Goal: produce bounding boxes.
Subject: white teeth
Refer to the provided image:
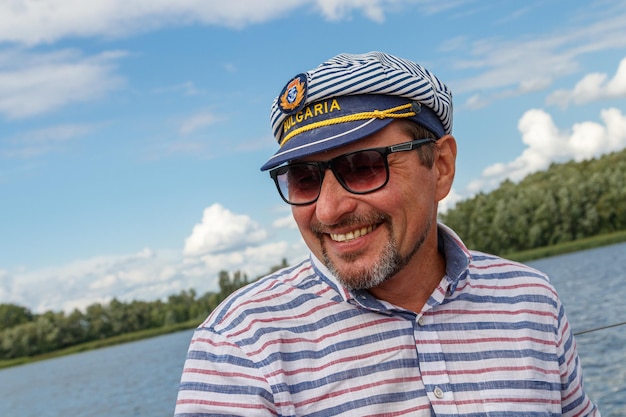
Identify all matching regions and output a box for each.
[330,226,374,242]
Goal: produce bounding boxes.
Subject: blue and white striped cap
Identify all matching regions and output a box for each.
[260,51,453,171]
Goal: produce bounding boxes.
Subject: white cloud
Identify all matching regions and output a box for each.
[141,136,219,161]
[3,1,624,116]
[179,111,218,135]
[4,248,174,313]
[463,76,553,110]
[2,123,98,158]
[547,57,626,107]
[518,77,553,94]
[273,214,297,229]
[154,81,202,96]
[0,48,125,119]
[453,11,626,107]
[143,110,224,159]
[0,269,10,301]
[1,1,624,116]
[221,63,238,73]
[314,0,388,22]
[0,0,413,46]
[467,107,626,194]
[0,205,301,313]
[184,241,292,281]
[464,93,488,110]
[439,188,463,213]
[183,203,268,256]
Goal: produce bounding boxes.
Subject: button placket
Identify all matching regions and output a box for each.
[414,311,459,414]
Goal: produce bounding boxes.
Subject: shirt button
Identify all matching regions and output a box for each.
[417,316,425,326]
[433,386,444,399]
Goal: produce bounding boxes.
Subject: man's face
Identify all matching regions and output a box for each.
[291,121,454,290]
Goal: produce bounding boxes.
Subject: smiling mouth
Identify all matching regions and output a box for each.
[330,225,375,242]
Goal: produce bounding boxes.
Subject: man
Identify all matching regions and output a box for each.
[174,52,600,416]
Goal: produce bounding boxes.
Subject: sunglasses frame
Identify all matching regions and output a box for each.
[269,138,436,205]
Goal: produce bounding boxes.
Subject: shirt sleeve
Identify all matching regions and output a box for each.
[556,302,601,416]
[174,327,277,416]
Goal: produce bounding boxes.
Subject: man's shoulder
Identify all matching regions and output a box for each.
[199,258,335,334]
[466,250,554,289]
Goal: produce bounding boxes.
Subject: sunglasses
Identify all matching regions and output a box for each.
[269,138,436,205]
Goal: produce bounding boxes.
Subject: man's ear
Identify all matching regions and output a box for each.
[435,135,457,202]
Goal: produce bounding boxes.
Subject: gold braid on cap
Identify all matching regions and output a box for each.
[279,103,415,148]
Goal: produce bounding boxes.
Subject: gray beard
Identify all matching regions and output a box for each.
[320,216,432,291]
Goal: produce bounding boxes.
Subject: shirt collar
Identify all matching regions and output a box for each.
[309,253,353,302]
[437,223,472,295]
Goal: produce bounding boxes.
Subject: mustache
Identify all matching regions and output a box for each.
[310,211,390,235]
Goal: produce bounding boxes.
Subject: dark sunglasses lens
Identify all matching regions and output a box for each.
[276,164,322,204]
[334,150,387,192]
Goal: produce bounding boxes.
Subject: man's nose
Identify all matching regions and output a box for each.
[314,169,357,225]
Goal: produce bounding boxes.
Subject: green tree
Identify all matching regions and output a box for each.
[85,302,113,339]
[0,303,33,331]
[441,148,626,255]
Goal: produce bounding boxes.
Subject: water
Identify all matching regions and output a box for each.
[0,328,193,417]
[527,242,626,415]
[0,242,624,416]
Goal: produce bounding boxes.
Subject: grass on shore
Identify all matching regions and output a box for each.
[0,320,199,370]
[502,229,626,262]
[2,230,625,370]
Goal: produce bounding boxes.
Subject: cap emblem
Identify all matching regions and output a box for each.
[278,74,307,114]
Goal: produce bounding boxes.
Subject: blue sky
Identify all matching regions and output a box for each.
[1,0,625,313]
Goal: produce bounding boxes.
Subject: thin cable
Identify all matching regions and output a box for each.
[574,320,626,336]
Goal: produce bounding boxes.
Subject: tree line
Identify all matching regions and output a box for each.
[2,148,625,360]
[440,148,626,255]
[0,260,287,360]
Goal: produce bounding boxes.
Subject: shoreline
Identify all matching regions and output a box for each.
[2,230,626,371]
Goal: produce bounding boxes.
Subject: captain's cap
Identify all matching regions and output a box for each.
[261,51,453,171]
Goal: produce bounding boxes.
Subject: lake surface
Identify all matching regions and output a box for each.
[1,242,625,416]
[527,242,626,415]
[0,327,193,417]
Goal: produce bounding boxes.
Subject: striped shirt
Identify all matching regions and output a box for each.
[174,224,600,416]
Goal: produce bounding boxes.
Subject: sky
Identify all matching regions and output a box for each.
[1,0,626,314]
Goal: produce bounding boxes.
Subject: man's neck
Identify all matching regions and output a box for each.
[368,236,446,313]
